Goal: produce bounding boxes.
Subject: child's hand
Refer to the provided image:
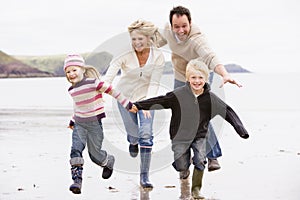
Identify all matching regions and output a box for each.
[68,125,74,130]
[240,132,249,139]
[68,120,75,130]
[129,104,138,113]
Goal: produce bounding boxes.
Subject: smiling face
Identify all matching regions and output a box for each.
[188,71,206,95]
[171,14,191,41]
[65,65,85,85]
[130,30,150,52]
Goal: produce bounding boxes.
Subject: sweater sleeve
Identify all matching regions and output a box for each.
[193,31,221,71]
[211,93,249,139]
[146,51,165,98]
[96,80,132,109]
[103,56,123,84]
[135,92,175,110]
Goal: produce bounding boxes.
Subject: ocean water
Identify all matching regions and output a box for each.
[0,73,299,110]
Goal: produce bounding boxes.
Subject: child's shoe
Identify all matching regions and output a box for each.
[129,144,139,157]
[102,155,115,179]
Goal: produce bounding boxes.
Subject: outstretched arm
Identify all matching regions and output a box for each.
[214,64,242,88]
[224,106,249,139]
[211,93,249,139]
[135,92,175,111]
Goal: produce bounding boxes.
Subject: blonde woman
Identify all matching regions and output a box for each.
[104,19,165,189]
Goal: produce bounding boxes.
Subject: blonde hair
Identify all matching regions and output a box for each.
[83,65,101,79]
[186,59,209,82]
[66,65,101,83]
[128,19,167,48]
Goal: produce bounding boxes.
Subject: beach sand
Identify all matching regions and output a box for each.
[1,73,300,199]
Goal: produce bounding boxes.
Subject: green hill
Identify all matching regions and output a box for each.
[0,51,53,78]
[16,52,113,76]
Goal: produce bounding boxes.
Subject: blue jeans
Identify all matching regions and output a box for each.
[171,138,207,171]
[118,102,154,147]
[70,120,108,166]
[174,73,222,159]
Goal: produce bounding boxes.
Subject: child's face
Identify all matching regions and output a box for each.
[188,71,206,94]
[65,66,85,84]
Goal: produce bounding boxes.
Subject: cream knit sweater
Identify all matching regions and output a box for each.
[163,23,221,82]
[104,46,165,102]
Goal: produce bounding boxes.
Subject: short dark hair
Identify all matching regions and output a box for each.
[169,6,191,26]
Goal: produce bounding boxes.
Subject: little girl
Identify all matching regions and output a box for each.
[63,54,133,194]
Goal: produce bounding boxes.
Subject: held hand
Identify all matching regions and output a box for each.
[68,125,74,130]
[129,104,138,113]
[142,110,152,119]
[220,75,242,88]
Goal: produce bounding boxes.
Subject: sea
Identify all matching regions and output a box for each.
[0,73,299,111]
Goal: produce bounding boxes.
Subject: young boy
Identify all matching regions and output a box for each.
[131,59,249,199]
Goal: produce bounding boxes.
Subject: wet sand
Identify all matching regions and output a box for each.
[1,73,300,199]
[1,107,300,200]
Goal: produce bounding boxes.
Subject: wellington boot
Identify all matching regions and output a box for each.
[191,167,205,199]
[140,147,153,189]
[69,166,83,194]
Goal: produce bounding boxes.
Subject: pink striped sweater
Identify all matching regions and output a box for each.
[68,78,132,122]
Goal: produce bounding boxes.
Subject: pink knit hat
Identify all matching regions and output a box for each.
[63,54,85,70]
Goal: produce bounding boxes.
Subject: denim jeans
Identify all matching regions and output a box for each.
[171,138,207,171]
[117,102,154,147]
[70,120,108,166]
[174,72,222,159]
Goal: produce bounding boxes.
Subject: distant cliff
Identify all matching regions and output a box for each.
[0,51,53,78]
[162,62,251,74]
[16,52,113,77]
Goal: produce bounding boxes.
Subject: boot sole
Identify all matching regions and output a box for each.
[70,186,81,194]
[140,185,153,191]
[208,166,221,172]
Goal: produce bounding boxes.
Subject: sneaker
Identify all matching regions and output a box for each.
[102,155,115,179]
[208,158,221,172]
[129,144,139,157]
[179,169,190,179]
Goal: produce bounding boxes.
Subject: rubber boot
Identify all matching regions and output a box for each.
[69,165,83,194]
[191,167,205,199]
[140,147,153,189]
[179,176,191,199]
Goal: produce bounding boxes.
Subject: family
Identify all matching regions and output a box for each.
[63,5,249,199]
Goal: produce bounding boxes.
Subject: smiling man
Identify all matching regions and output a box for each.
[162,5,243,174]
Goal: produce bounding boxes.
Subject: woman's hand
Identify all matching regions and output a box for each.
[142,110,152,118]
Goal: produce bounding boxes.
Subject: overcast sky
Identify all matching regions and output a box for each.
[1,0,300,73]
